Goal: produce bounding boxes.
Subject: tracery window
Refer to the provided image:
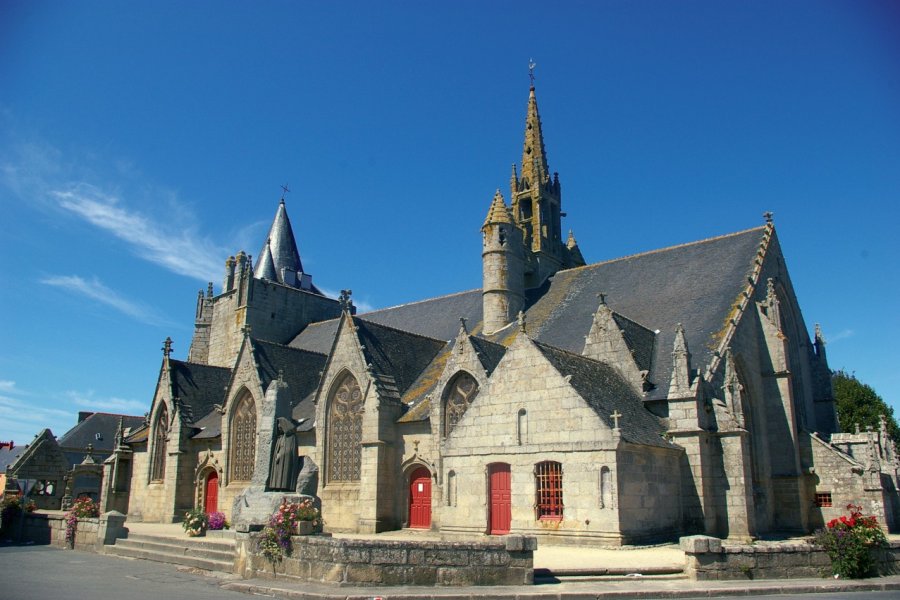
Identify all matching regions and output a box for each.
[150,406,168,481]
[535,461,563,520]
[328,372,363,482]
[229,393,257,482]
[443,372,479,437]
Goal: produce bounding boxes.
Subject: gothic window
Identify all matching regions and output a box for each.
[443,372,479,437]
[229,393,257,482]
[328,372,363,482]
[150,405,168,481]
[535,461,563,520]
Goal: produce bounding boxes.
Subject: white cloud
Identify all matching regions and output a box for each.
[52,183,223,283]
[64,389,147,414]
[41,274,175,327]
[0,394,75,443]
[826,328,855,344]
[0,380,17,393]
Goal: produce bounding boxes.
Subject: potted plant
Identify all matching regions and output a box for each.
[182,506,208,537]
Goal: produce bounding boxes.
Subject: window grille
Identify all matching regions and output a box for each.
[328,373,363,482]
[535,461,563,520]
[150,406,168,481]
[229,394,257,481]
[444,372,478,437]
[815,492,833,508]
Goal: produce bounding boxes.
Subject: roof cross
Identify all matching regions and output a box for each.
[763,211,773,224]
[597,292,607,305]
[280,183,291,202]
[610,410,622,431]
[528,58,537,88]
[162,337,173,357]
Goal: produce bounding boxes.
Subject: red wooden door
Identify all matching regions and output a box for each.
[488,463,511,534]
[408,467,431,528]
[204,471,218,513]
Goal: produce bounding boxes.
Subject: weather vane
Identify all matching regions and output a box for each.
[528,58,537,88]
[280,183,291,202]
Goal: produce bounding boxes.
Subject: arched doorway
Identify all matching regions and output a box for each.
[204,470,219,513]
[488,463,511,534]
[408,467,431,529]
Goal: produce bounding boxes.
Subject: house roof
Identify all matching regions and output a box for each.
[0,444,26,473]
[58,412,144,453]
[533,341,675,449]
[169,359,232,426]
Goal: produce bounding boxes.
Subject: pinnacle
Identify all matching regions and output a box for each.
[483,189,513,226]
[520,85,549,187]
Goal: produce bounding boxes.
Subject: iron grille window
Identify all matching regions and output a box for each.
[229,394,257,481]
[444,372,478,437]
[150,406,168,481]
[328,373,363,482]
[815,492,833,508]
[535,461,563,520]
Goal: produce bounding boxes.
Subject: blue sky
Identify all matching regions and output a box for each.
[1,1,898,443]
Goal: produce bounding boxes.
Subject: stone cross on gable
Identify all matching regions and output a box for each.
[162,337,173,357]
[597,292,607,305]
[763,211,774,224]
[610,410,622,431]
[241,324,252,338]
[339,289,353,311]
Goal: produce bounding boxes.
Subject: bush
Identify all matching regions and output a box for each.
[1,496,23,534]
[815,504,887,578]
[207,511,229,530]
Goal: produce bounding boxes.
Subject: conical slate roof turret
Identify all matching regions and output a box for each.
[255,200,304,285]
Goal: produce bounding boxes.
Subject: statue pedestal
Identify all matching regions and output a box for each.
[231,490,315,533]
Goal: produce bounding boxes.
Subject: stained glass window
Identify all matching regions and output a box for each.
[150,406,168,481]
[444,372,479,437]
[328,373,363,482]
[229,394,257,482]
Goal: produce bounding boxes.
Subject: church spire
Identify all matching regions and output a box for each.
[519,87,550,189]
[255,198,311,289]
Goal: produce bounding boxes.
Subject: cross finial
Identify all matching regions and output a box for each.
[597,292,607,305]
[459,316,468,332]
[280,183,290,203]
[339,289,353,311]
[528,58,537,88]
[611,410,622,431]
[763,211,773,224]
[241,324,252,338]
[162,337,173,357]
[278,368,284,383]
[86,443,93,459]
[517,310,527,333]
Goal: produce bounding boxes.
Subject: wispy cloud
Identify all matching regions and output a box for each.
[0,394,75,442]
[0,380,17,393]
[52,183,223,283]
[826,328,855,344]
[64,389,147,414]
[41,274,175,327]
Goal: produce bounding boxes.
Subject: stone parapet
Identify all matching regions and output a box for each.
[236,533,535,586]
[682,536,900,580]
[13,510,127,552]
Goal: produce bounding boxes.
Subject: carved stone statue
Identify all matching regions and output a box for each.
[268,417,298,491]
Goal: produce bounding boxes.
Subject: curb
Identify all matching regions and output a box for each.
[220,578,900,600]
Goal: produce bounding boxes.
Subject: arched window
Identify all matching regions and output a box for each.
[328,372,363,482]
[150,405,168,481]
[535,461,563,520]
[443,372,479,437]
[229,393,257,482]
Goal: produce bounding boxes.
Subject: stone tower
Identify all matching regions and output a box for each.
[482,190,525,334]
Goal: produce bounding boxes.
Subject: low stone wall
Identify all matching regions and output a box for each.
[7,510,126,552]
[682,535,900,580]
[236,533,536,586]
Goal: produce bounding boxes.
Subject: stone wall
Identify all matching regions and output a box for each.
[682,535,900,580]
[235,532,535,586]
[11,510,126,552]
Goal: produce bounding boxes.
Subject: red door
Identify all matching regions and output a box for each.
[488,463,511,534]
[408,467,431,529]
[204,471,218,513]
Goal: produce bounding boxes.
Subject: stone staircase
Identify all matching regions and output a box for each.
[104,531,236,574]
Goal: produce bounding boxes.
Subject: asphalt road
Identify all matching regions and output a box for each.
[0,544,253,600]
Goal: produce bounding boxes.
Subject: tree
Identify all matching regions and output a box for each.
[832,370,900,444]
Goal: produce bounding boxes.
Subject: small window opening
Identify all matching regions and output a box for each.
[815,492,833,508]
[536,461,563,520]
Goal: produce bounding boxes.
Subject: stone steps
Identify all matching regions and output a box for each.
[104,532,236,574]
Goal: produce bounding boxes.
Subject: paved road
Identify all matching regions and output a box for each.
[0,544,252,600]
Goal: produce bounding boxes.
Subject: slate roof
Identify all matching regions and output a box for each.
[58,412,145,466]
[0,445,25,473]
[533,341,675,449]
[469,336,507,376]
[169,360,232,426]
[292,227,765,404]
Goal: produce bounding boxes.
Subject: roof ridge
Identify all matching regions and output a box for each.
[353,316,447,345]
[358,288,481,317]
[252,337,329,357]
[562,225,769,275]
[169,358,232,372]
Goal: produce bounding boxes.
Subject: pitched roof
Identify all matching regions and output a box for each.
[0,444,25,472]
[290,226,766,402]
[169,360,232,425]
[533,341,674,449]
[469,336,507,376]
[58,413,144,453]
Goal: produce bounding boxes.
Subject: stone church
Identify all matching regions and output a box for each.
[102,84,900,544]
